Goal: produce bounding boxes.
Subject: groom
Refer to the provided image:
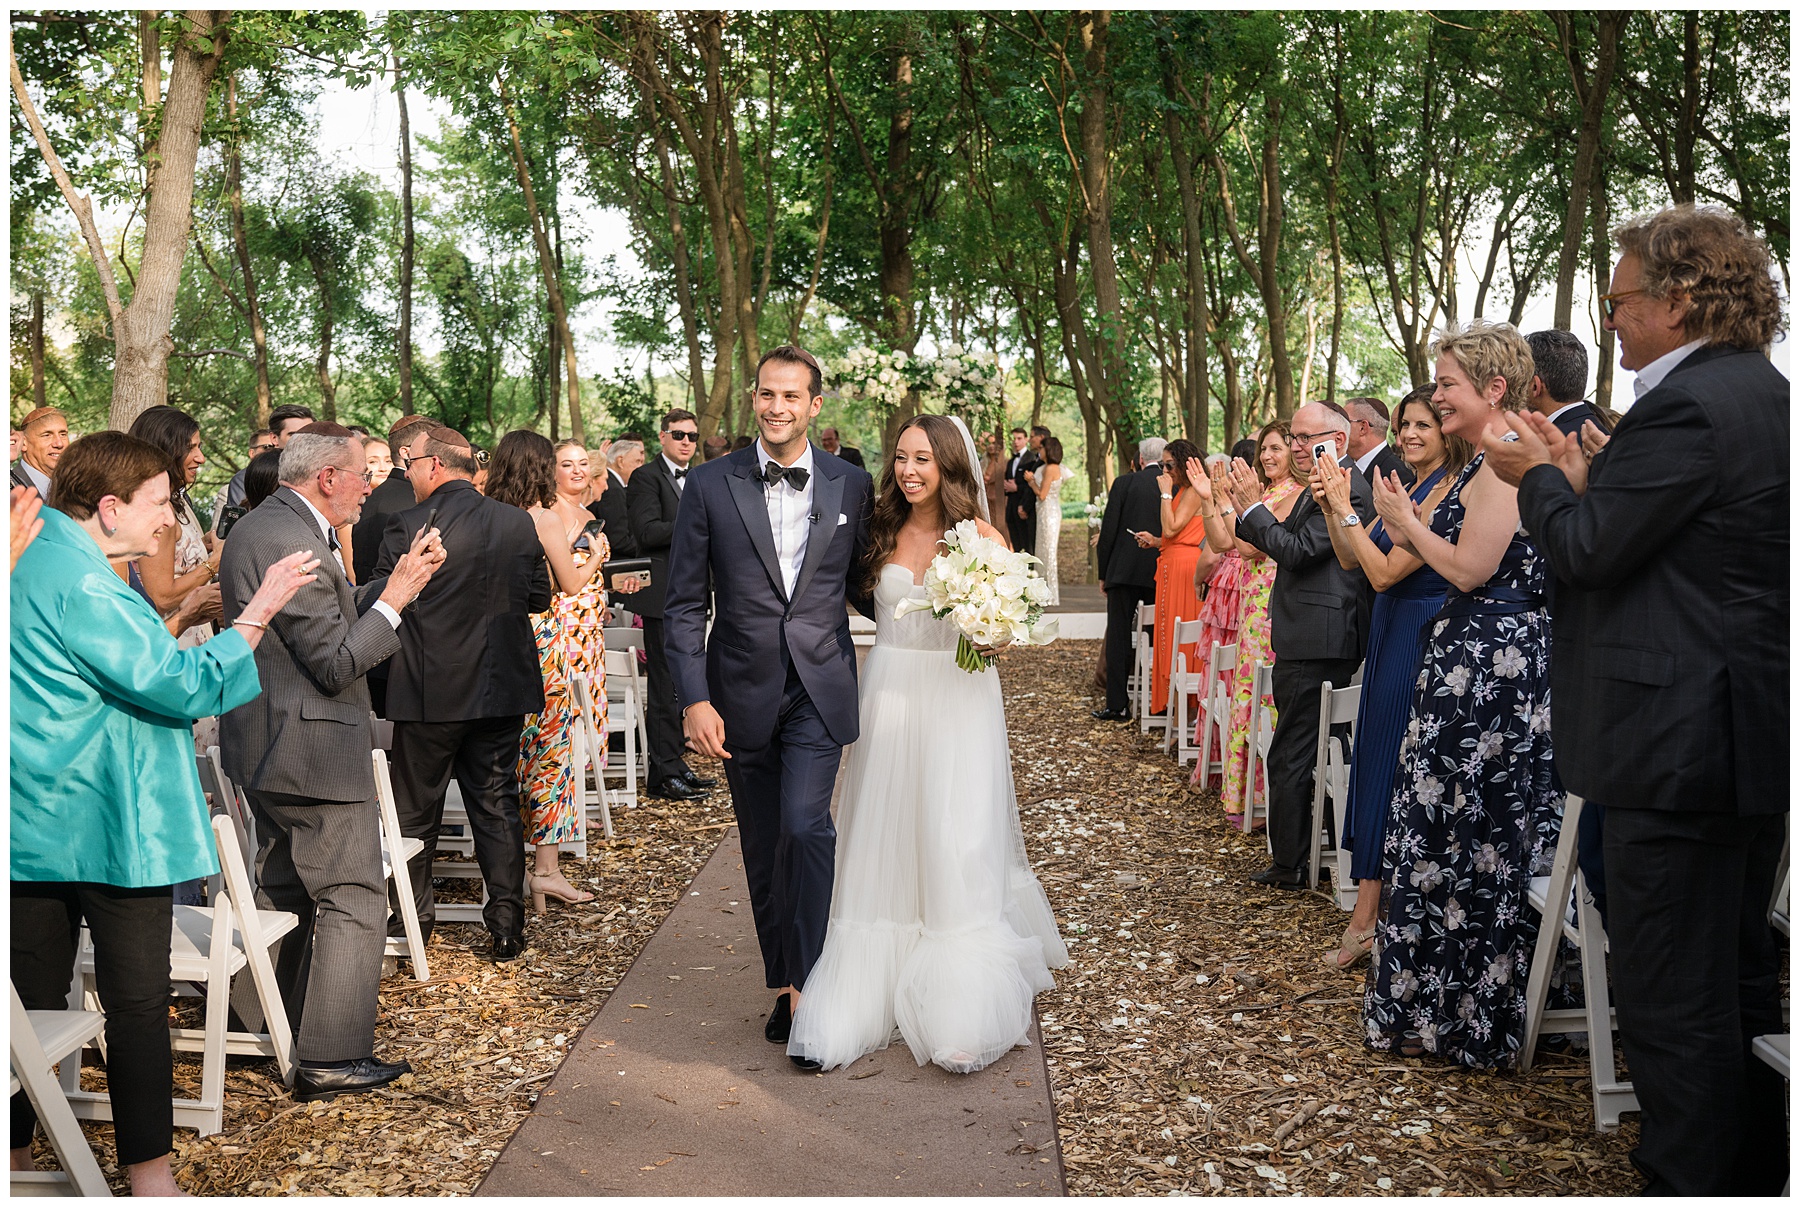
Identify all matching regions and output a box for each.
[665,345,874,1070]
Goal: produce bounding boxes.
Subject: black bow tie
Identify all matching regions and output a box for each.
[671,467,687,481]
[764,462,809,490]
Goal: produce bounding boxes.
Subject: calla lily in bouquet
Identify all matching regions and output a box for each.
[894,520,1060,672]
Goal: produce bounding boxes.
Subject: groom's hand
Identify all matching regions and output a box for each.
[683,700,730,760]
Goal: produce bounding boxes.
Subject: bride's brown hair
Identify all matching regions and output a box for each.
[861,413,986,596]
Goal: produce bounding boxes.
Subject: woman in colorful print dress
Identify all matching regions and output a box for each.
[1361,320,1560,1069]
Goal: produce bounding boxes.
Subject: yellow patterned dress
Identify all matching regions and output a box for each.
[1220,479,1302,816]
[518,536,610,846]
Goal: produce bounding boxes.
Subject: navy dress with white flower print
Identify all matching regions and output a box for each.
[1362,452,1561,1070]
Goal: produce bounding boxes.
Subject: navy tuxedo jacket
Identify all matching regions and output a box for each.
[1518,344,1788,816]
[664,444,874,749]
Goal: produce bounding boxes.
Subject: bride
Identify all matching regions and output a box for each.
[788,414,1069,1075]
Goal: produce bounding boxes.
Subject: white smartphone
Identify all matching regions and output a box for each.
[1311,440,1333,466]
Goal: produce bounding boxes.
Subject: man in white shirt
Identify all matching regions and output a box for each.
[10,407,68,496]
[1523,329,1608,439]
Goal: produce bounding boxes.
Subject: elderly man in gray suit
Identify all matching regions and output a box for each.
[218,422,444,1103]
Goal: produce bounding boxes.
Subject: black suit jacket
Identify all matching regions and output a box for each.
[627,457,689,618]
[1235,459,1376,661]
[1517,344,1787,816]
[830,445,866,470]
[587,469,638,559]
[373,478,552,723]
[352,473,417,585]
[1007,450,1043,526]
[1095,466,1163,589]
[1547,400,1602,439]
[1365,442,1416,488]
[663,444,874,748]
[10,461,36,491]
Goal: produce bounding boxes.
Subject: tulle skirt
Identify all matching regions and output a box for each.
[788,643,1069,1074]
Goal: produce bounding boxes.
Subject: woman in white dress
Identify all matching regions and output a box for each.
[1029,436,1067,605]
[788,414,1069,1075]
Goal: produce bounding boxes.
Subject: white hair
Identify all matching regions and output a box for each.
[279,432,361,485]
[608,439,645,466]
[1203,452,1229,470]
[1136,436,1168,467]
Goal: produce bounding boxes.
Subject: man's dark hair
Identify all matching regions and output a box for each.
[660,409,698,432]
[1009,426,1027,437]
[1524,329,1589,404]
[246,427,273,449]
[1030,425,1051,439]
[755,344,824,400]
[268,404,316,430]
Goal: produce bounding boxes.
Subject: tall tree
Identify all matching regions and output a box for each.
[1548,11,1629,331]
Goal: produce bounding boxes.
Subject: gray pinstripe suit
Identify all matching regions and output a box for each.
[218,486,403,1062]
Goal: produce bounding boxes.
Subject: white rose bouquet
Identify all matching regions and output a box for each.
[894,520,1060,673]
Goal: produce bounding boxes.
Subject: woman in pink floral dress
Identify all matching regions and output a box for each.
[1191,423,1305,818]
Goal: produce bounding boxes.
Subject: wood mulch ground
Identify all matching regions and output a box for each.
[49,639,1640,1195]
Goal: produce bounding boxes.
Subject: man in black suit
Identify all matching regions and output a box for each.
[587,438,641,559]
[1524,328,1609,439]
[629,409,712,801]
[1488,205,1787,1196]
[817,427,864,469]
[1343,397,1415,488]
[1002,427,1042,555]
[375,424,552,963]
[1091,436,1166,721]
[1226,401,1374,888]
[352,415,436,716]
[10,406,67,496]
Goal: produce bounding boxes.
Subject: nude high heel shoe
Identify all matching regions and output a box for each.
[527,871,595,916]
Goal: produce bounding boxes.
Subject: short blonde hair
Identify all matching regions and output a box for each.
[1431,319,1535,413]
[1614,203,1786,351]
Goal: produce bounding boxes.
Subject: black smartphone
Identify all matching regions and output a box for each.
[215,503,248,539]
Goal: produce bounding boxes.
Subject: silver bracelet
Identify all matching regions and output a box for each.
[233,618,267,630]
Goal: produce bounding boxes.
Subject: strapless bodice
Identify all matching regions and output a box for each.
[874,564,960,652]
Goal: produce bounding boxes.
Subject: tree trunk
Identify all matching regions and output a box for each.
[139,11,162,196]
[30,291,46,408]
[1551,11,1629,330]
[1159,34,1210,450]
[1207,90,1294,419]
[307,250,336,419]
[647,96,708,416]
[1076,11,1129,437]
[394,43,415,415]
[498,73,583,442]
[1674,12,1699,203]
[1590,155,1614,409]
[1325,20,1346,406]
[225,73,271,427]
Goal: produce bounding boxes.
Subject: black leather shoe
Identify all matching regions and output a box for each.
[679,771,718,790]
[1090,707,1131,722]
[484,933,526,962]
[294,1057,412,1103]
[1249,864,1307,890]
[646,777,707,801]
[764,993,793,1044]
[789,1053,822,1071]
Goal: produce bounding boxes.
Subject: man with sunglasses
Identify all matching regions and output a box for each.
[629,409,715,801]
[352,415,439,719]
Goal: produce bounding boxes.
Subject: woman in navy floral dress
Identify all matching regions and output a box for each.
[1360,321,1561,1069]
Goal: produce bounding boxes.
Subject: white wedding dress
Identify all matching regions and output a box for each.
[1033,469,1063,606]
[787,565,1070,1074]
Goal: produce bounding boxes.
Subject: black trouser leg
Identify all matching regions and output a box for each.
[452,717,530,940]
[1267,657,1361,874]
[1604,807,1786,1196]
[1576,799,1607,927]
[1103,584,1154,713]
[11,882,174,1167]
[390,720,457,938]
[642,616,690,786]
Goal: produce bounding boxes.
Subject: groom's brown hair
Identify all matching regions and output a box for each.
[757,344,823,400]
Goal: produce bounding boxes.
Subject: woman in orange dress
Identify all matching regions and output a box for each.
[1146,439,1207,718]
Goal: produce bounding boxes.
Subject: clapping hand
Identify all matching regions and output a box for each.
[11,485,43,572]
[242,551,321,626]
[1182,456,1212,499]
[1486,411,1592,496]
[1579,419,1610,461]
[1310,449,1353,518]
[1225,457,1262,513]
[1369,469,1420,551]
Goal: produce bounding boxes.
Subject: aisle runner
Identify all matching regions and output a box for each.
[477,827,1065,1197]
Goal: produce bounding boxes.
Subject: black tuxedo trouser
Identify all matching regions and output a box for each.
[1007,507,1036,557]
[723,662,842,991]
[1103,583,1157,712]
[244,790,386,1064]
[1268,657,1362,874]
[390,716,528,940]
[11,883,172,1165]
[641,616,693,786]
[1604,807,1786,1196]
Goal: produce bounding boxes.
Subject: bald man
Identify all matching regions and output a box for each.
[10,408,69,497]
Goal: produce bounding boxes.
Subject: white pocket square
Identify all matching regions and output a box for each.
[837,513,849,526]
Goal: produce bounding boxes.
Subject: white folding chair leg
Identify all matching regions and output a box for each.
[1574,875,1638,1131]
[11,987,113,1198]
[373,750,431,983]
[1522,795,1586,1072]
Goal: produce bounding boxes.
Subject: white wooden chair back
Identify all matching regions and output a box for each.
[10,985,112,1197]
[1240,662,1276,845]
[1305,680,1361,907]
[1193,641,1239,785]
[371,749,431,981]
[1163,616,1206,757]
[572,671,616,840]
[1131,601,1156,722]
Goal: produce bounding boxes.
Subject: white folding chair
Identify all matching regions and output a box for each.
[64,815,296,1138]
[371,750,431,982]
[1305,680,1361,908]
[430,778,490,926]
[1192,641,1239,786]
[1163,617,1206,758]
[1770,835,1789,938]
[602,626,645,656]
[600,646,645,805]
[1131,602,1157,725]
[1520,795,1638,1131]
[1240,662,1275,843]
[609,607,637,629]
[571,671,616,841]
[10,985,112,1197]
[200,747,255,891]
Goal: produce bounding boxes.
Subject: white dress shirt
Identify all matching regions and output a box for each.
[1354,444,1384,477]
[1632,337,1709,401]
[662,453,690,493]
[1545,400,1590,426]
[17,458,49,497]
[292,490,401,629]
[758,441,815,598]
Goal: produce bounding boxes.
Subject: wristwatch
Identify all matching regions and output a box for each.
[1339,513,1362,528]
[1159,492,1173,500]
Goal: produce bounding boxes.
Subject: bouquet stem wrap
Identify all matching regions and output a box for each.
[956,634,994,674]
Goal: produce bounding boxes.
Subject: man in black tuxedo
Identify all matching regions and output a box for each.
[1226,401,1374,888]
[1489,205,1787,1197]
[629,409,712,801]
[1343,397,1415,487]
[817,427,864,469]
[375,424,552,963]
[353,416,436,716]
[1002,426,1042,555]
[667,345,873,1069]
[1524,328,1609,439]
[587,438,641,559]
[1092,437,1166,721]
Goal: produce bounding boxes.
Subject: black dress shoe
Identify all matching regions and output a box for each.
[1090,706,1131,722]
[1249,864,1307,890]
[764,993,793,1044]
[294,1057,412,1103]
[484,933,526,962]
[679,771,718,790]
[646,777,707,802]
[789,1053,822,1071]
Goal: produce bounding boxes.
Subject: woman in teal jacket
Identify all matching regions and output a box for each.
[10,432,317,1196]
